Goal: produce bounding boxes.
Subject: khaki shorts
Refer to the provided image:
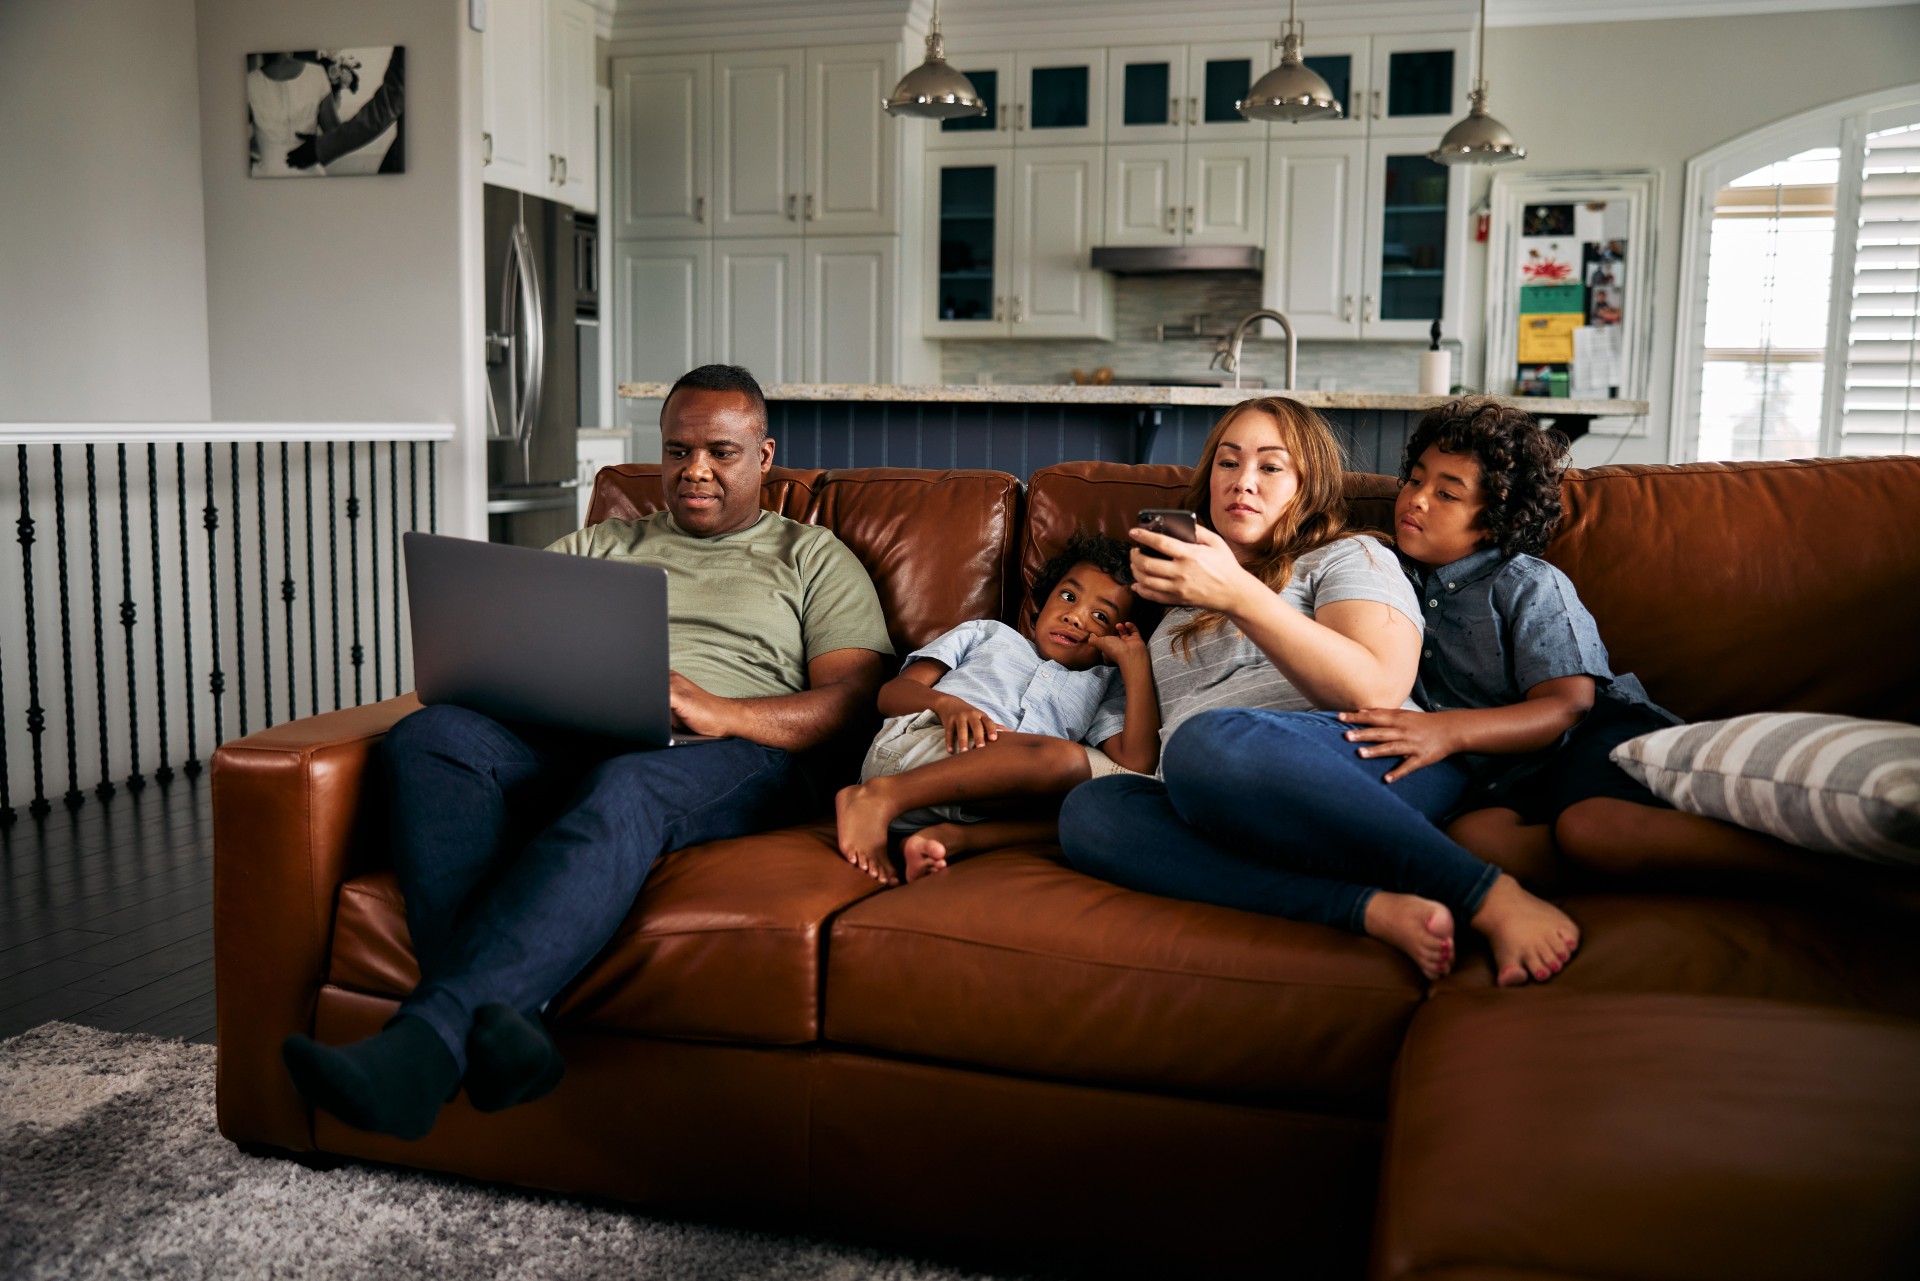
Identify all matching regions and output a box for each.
[860,711,1143,833]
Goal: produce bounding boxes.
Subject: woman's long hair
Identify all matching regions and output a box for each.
[1165,396,1352,656]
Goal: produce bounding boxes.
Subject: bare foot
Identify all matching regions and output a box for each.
[900,821,973,882]
[833,783,898,886]
[1362,892,1455,980]
[1470,874,1580,986]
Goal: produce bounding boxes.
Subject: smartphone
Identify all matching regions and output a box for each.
[1136,508,1199,559]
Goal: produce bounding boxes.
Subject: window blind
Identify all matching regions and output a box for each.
[1844,121,1920,455]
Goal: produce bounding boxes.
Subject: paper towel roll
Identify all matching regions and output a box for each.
[1418,349,1452,396]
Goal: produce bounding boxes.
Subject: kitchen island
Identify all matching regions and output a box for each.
[617,383,1648,478]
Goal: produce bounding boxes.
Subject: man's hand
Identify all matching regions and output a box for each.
[1088,621,1148,668]
[285,133,321,169]
[668,671,739,739]
[935,696,1004,753]
[1337,707,1457,783]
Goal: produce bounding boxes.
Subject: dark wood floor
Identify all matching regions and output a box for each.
[0,779,216,1044]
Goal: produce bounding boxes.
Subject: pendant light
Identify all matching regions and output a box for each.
[884,0,987,120]
[1430,0,1525,164]
[1241,0,1343,123]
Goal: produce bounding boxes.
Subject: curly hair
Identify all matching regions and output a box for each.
[1031,529,1136,608]
[1400,397,1568,558]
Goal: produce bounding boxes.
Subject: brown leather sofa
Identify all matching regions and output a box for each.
[213,456,1920,1278]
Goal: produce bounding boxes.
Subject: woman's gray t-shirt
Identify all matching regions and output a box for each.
[1149,534,1423,750]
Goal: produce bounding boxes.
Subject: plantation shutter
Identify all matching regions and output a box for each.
[1843,119,1920,455]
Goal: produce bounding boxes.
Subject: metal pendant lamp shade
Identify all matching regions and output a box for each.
[1241,1,1343,122]
[884,1,987,120]
[1430,0,1525,164]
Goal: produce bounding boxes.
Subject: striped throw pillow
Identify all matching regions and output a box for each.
[1610,713,1920,865]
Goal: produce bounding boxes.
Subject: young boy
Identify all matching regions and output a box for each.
[1342,399,1796,982]
[836,531,1160,885]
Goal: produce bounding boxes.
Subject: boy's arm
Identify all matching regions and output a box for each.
[1337,675,1595,784]
[878,659,1005,752]
[1091,624,1160,773]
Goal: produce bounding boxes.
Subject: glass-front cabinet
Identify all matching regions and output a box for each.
[1103,42,1270,144]
[932,52,1015,150]
[930,160,1007,330]
[1273,31,1474,140]
[931,49,1105,148]
[1362,143,1465,339]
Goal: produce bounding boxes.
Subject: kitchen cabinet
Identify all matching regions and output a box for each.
[612,54,710,238]
[1103,141,1265,247]
[673,237,900,385]
[713,51,804,237]
[930,49,1105,148]
[1263,137,1465,340]
[714,239,803,382]
[484,0,599,207]
[613,239,711,384]
[1103,42,1272,144]
[1183,42,1272,143]
[805,237,897,383]
[926,148,1110,339]
[1280,29,1476,141]
[805,47,896,235]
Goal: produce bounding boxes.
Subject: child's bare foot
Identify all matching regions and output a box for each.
[1470,874,1580,986]
[900,821,973,881]
[833,783,898,885]
[1362,892,1455,980]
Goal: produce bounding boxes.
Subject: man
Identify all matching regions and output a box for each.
[282,365,891,1140]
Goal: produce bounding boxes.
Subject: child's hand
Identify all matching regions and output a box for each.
[936,699,1005,753]
[1337,707,1456,783]
[1088,621,1148,666]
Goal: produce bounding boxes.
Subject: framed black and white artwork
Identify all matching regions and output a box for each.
[247,47,405,178]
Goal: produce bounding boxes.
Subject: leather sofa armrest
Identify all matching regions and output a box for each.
[211,693,420,1150]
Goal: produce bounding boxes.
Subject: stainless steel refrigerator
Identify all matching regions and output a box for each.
[485,186,579,548]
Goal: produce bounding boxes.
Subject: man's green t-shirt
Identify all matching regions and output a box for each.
[546,511,893,700]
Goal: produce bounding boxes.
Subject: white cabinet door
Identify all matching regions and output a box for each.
[928,50,1017,150]
[1012,146,1109,339]
[614,239,711,385]
[806,46,895,236]
[713,239,803,385]
[1183,41,1270,143]
[612,55,710,239]
[805,237,896,385]
[547,0,597,210]
[1014,48,1105,146]
[1265,139,1364,339]
[1105,47,1187,144]
[1367,30,1476,138]
[1104,144,1182,247]
[1185,140,1265,245]
[483,0,545,196]
[713,51,804,237]
[924,152,1012,338]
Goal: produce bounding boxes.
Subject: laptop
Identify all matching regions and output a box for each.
[403,532,700,746]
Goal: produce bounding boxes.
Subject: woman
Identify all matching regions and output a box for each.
[1058,397,1578,984]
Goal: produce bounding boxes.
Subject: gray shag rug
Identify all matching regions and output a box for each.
[0,1023,1026,1280]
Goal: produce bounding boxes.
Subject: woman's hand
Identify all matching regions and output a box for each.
[1129,522,1257,615]
[1337,707,1458,783]
[935,697,1004,753]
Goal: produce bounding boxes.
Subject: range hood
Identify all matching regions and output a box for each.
[1091,246,1264,274]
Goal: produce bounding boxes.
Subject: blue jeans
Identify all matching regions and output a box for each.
[1059,708,1495,933]
[382,704,804,1069]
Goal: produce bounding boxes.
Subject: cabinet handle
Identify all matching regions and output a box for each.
[1188,96,1198,125]
[1185,205,1196,235]
[1017,103,1026,131]
[787,194,798,221]
[548,155,556,183]
[695,195,706,223]
[1363,294,1376,322]
[994,295,1005,322]
[1165,205,1177,234]
[559,156,568,184]
[1012,295,1024,323]
[1342,295,1355,322]
[482,132,493,165]
[1372,89,1382,120]
[1171,97,1180,126]
[805,193,816,221]
[1000,104,1011,131]
[1348,90,1360,121]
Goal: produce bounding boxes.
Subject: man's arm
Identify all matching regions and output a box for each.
[669,647,884,752]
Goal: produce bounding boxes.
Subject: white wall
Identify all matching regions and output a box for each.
[0,0,214,421]
[1466,4,1920,465]
[195,0,486,537]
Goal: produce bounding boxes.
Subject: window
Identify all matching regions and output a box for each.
[1676,88,1920,461]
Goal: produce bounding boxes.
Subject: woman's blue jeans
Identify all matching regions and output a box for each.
[1059,708,1496,933]
[381,704,804,1070]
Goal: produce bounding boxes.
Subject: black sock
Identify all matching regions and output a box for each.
[464,1004,565,1113]
[281,1016,460,1141]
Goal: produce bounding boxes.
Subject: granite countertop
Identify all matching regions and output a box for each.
[617,382,1647,416]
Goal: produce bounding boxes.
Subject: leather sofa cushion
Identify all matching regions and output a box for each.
[824,849,1426,1109]
[326,824,881,1045]
[1374,992,1920,1281]
[586,463,824,525]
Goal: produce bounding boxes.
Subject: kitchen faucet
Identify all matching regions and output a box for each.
[1213,309,1297,392]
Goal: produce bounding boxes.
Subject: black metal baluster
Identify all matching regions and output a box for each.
[176,443,200,779]
[84,445,113,801]
[326,442,341,710]
[0,580,9,823]
[203,442,225,748]
[117,445,143,792]
[428,441,437,533]
[255,442,273,728]
[147,445,172,786]
[280,443,296,724]
[303,442,318,718]
[347,441,363,705]
[52,446,83,810]
[389,441,401,695]
[15,446,48,816]
[367,442,382,702]
[228,442,248,738]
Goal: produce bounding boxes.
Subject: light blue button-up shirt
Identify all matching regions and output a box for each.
[907,619,1128,748]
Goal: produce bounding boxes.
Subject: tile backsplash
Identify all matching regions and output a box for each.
[937,272,1462,393]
